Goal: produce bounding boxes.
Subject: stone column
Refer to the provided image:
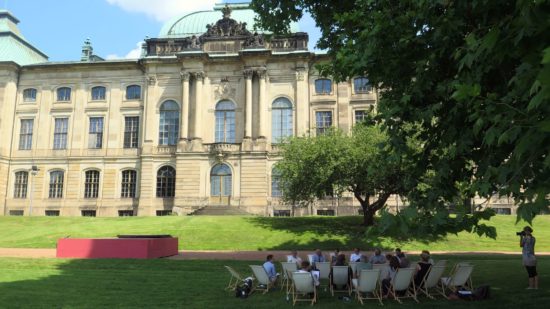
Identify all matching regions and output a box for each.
[192,71,204,140]
[257,68,267,139]
[244,69,254,138]
[180,71,190,141]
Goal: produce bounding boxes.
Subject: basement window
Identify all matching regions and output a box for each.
[317,209,335,216]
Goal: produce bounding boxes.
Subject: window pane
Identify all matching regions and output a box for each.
[53,118,68,149]
[271,168,282,197]
[49,171,64,198]
[215,101,235,143]
[23,88,37,102]
[121,170,137,198]
[315,79,331,95]
[19,119,33,150]
[14,171,28,198]
[88,117,104,148]
[354,110,367,124]
[156,166,175,198]
[126,85,141,100]
[124,117,139,148]
[315,111,332,135]
[91,86,106,100]
[57,87,71,101]
[159,101,179,146]
[272,98,293,143]
[354,77,372,93]
[84,171,100,198]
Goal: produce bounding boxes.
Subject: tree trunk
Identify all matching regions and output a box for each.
[362,205,376,226]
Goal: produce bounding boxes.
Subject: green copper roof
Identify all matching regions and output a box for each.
[159,3,299,38]
[0,10,47,65]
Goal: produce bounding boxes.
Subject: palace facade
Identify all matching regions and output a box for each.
[0,4,514,217]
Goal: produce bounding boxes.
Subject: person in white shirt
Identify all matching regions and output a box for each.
[287,250,303,266]
[350,247,363,263]
[297,260,320,286]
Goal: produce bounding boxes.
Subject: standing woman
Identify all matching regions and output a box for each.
[520,226,538,289]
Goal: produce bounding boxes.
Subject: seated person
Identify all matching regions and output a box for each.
[298,260,320,286]
[263,254,279,284]
[395,248,411,268]
[330,254,352,287]
[354,255,373,278]
[381,256,400,297]
[287,250,303,266]
[369,248,387,264]
[413,251,432,288]
[422,250,435,264]
[330,248,340,265]
[311,249,326,268]
[350,247,363,263]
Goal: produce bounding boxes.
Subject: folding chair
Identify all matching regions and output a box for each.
[417,265,446,299]
[372,264,389,284]
[389,267,418,304]
[349,262,359,278]
[439,263,474,298]
[292,272,317,306]
[250,265,275,294]
[316,262,331,289]
[434,259,447,268]
[353,269,383,305]
[281,262,298,293]
[224,266,250,291]
[330,266,351,296]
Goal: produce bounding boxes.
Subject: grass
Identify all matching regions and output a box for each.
[0,255,548,308]
[0,215,548,252]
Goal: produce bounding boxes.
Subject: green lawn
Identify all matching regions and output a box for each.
[0,215,548,252]
[0,255,548,308]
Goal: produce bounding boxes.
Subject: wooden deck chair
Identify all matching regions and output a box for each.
[417,265,445,299]
[307,254,315,264]
[372,264,389,284]
[353,269,383,305]
[439,264,474,298]
[330,266,351,296]
[316,262,331,289]
[224,266,246,291]
[292,272,317,306]
[389,267,418,304]
[250,265,275,294]
[281,262,298,293]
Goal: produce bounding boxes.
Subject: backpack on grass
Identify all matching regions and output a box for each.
[235,278,253,299]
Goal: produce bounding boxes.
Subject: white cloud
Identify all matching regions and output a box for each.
[106,0,218,22]
[106,42,143,60]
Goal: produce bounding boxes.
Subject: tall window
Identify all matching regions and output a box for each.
[19,119,33,150]
[121,170,137,198]
[159,101,180,146]
[271,167,282,197]
[88,117,104,149]
[271,98,293,143]
[354,110,367,124]
[53,118,68,149]
[23,88,37,102]
[315,79,332,95]
[124,116,140,148]
[156,166,175,198]
[84,170,100,198]
[91,86,106,100]
[315,111,333,135]
[211,164,232,197]
[215,101,236,143]
[354,77,372,93]
[126,85,141,100]
[49,171,64,198]
[57,87,71,101]
[14,171,28,199]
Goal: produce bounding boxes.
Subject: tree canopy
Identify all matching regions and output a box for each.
[275,124,409,226]
[252,0,550,235]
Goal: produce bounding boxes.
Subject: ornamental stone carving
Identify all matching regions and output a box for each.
[180,71,190,81]
[214,79,236,100]
[202,5,252,38]
[192,71,205,81]
[243,69,254,79]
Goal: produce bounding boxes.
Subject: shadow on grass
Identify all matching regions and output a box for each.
[246,216,445,251]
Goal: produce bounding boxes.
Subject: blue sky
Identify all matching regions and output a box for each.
[3,0,321,61]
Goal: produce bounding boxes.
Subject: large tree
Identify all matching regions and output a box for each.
[276,124,409,226]
[252,0,550,236]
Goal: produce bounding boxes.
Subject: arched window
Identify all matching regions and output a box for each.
[126,85,141,100]
[354,77,372,93]
[211,164,232,197]
[57,87,71,101]
[215,101,236,143]
[14,171,28,199]
[91,86,106,100]
[84,170,100,198]
[23,88,37,102]
[156,166,175,198]
[121,170,137,198]
[49,171,64,199]
[271,167,282,197]
[159,100,180,145]
[271,98,293,143]
[314,79,332,95]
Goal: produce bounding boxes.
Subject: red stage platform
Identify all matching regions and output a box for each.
[56,237,178,259]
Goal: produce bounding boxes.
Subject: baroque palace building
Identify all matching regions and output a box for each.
[0,4,514,217]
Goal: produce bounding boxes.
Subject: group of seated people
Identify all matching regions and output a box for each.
[263,247,434,298]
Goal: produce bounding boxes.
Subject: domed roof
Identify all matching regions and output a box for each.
[159,3,299,38]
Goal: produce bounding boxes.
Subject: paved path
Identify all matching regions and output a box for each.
[3,248,549,260]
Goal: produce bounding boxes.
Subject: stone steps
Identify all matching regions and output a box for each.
[190,206,251,216]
